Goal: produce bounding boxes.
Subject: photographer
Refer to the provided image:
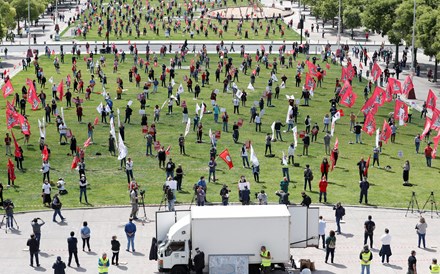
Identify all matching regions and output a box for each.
[165,185,175,211]
[130,185,139,219]
[257,190,268,205]
[276,190,290,205]
[219,184,230,206]
[4,199,15,229]
[31,218,45,249]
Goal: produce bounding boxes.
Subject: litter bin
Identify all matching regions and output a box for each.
[106,46,111,53]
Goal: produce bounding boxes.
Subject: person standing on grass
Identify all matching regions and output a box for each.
[403,160,410,185]
[319,176,328,203]
[379,228,392,264]
[303,165,313,191]
[414,134,421,154]
[323,132,331,155]
[79,175,88,204]
[425,143,433,167]
[126,157,134,183]
[325,230,336,264]
[302,133,310,156]
[320,158,329,180]
[359,177,370,204]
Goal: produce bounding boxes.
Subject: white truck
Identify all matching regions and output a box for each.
[155,205,319,274]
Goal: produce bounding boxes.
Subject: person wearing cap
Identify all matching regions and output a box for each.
[260,246,271,274]
[193,247,205,274]
[57,177,67,195]
[52,256,66,274]
[359,245,373,274]
[98,252,109,274]
[79,175,88,204]
[124,218,136,252]
[430,258,439,274]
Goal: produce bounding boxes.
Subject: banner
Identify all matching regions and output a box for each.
[393,100,408,126]
[11,131,21,158]
[362,113,376,136]
[117,133,128,160]
[42,145,49,161]
[7,158,16,181]
[426,89,437,111]
[27,83,41,110]
[57,80,64,101]
[421,118,432,139]
[292,126,298,147]
[2,80,14,98]
[402,75,414,96]
[380,120,392,143]
[371,87,386,107]
[432,130,440,159]
[250,145,259,166]
[371,62,382,81]
[83,137,92,148]
[219,149,234,169]
[184,118,191,137]
[271,121,276,141]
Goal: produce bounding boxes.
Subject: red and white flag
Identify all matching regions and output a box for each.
[304,73,316,91]
[340,84,357,108]
[71,156,80,169]
[362,113,376,136]
[346,62,355,80]
[421,118,432,139]
[27,84,41,110]
[219,149,234,169]
[426,89,437,111]
[394,100,408,126]
[380,120,392,143]
[402,75,414,96]
[431,109,440,131]
[432,130,440,159]
[306,61,318,76]
[83,137,92,148]
[371,86,386,107]
[2,80,14,98]
[94,117,99,126]
[371,62,382,82]
[6,101,20,129]
[361,98,378,116]
[364,155,371,176]
[386,78,402,96]
[57,80,65,101]
[19,115,31,135]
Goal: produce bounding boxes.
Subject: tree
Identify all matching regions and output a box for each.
[11,0,44,31]
[343,6,362,39]
[417,6,440,81]
[313,0,338,28]
[0,0,17,30]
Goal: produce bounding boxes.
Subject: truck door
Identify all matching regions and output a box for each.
[287,206,319,247]
[156,210,190,243]
[165,241,188,266]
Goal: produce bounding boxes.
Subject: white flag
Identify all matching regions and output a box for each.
[195,103,201,114]
[110,117,118,148]
[209,129,216,146]
[375,128,380,148]
[285,105,292,123]
[171,79,176,87]
[184,118,191,137]
[38,119,46,138]
[271,74,278,82]
[260,109,266,118]
[105,104,111,113]
[177,84,184,94]
[331,112,341,136]
[280,81,286,89]
[271,121,276,141]
[117,133,128,160]
[127,100,133,106]
[292,126,298,147]
[310,88,314,97]
[247,82,254,91]
[160,99,168,109]
[236,89,243,98]
[285,95,295,100]
[61,107,66,127]
[399,108,405,126]
[250,145,259,166]
[199,102,205,121]
[48,76,54,84]
[96,102,103,114]
[232,82,238,89]
[117,108,121,127]
[282,151,288,166]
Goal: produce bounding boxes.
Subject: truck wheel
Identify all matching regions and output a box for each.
[171,265,188,274]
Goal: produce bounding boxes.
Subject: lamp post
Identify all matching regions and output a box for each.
[28,0,31,48]
[337,0,341,48]
[410,0,416,72]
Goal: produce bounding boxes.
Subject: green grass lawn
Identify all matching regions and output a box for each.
[2,52,436,213]
[63,0,300,41]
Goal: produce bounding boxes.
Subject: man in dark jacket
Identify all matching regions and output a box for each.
[52,256,66,274]
[67,231,80,267]
[359,177,370,204]
[301,192,312,207]
[27,234,40,267]
[193,248,205,274]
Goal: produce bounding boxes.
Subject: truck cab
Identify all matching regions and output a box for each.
[158,215,191,274]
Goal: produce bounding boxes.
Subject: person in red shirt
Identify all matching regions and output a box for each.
[425,143,433,167]
[320,158,330,180]
[319,175,328,203]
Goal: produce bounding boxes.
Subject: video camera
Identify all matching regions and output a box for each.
[3,199,14,209]
[139,189,146,196]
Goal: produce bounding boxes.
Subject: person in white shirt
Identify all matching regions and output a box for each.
[41,180,52,207]
[318,216,327,249]
[233,98,240,114]
[58,122,68,143]
[126,157,134,184]
[257,190,267,205]
[57,177,67,195]
[255,114,262,132]
[379,228,392,264]
[42,161,51,183]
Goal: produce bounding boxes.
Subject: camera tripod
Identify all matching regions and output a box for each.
[158,193,168,211]
[405,191,420,217]
[138,193,151,225]
[0,215,19,233]
[422,192,440,218]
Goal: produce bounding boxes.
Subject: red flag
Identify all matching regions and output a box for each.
[42,145,49,161]
[165,145,171,155]
[83,137,92,148]
[371,86,386,106]
[340,67,349,82]
[11,131,21,158]
[380,120,392,143]
[431,109,440,131]
[57,80,64,101]
[402,75,414,96]
[6,101,20,129]
[219,149,234,169]
[333,137,339,150]
[2,79,14,98]
[362,113,376,136]
[306,60,318,76]
[93,117,99,126]
[364,155,371,176]
[346,62,355,80]
[330,138,339,171]
[304,73,316,91]
[432,130,440,159]
[340,85,357,108]
[71,156,80,169]
[325,63,330,70]
[361,98,378,116]
[7,158,16,181]
[393,100,408,125]
[426,89,437,111]
[27,83,41,110]
[371,62,382,81]
[421,118,432,139]
[386,77,402,96]
[19,115,31,135]
[26,78,33,88]
[338,80,352,99]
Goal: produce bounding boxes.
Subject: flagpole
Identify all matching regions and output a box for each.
[410,0,416,72]
[337,0,341,49]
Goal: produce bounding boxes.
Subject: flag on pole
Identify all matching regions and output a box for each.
[364,155,371,177]
[117,133,128,160]
[184,119,191,137]
[292,126,298,147]
[371,62,382,81]
[117,108,121,127]
[285,105,292,123]
[94,117,99,126]
[97,102,104,114]
[177,84,184,94]
[421,118,432,139]
[71,156,80,169]
[432,130,440,158]
[57,80,64,101]
[402,75,414,96]
[109,117,118,148]
[2,79,14,98]
[247,83,254,91]
[48,76,54,84]
[250,145,259,166]
[165,145,171,155]
[330,110,341,136]
[195,103,201,114]
[42,145,49,161]
[393,100,408,126]
[11,131,21,158]
[375,129,380,148]
[426,89,437,111]
[282,151,288,166]
[363,113,377,136]
[38,119,46,138]
[330,138,339,171]
[27,83,41,110]
[199,103,205,121]
[219,149,234,169]
[380,120,392,143]
[271,121,276,141]
[7,158,16,181]
[83,137,92,148]
[61,107,66,127]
